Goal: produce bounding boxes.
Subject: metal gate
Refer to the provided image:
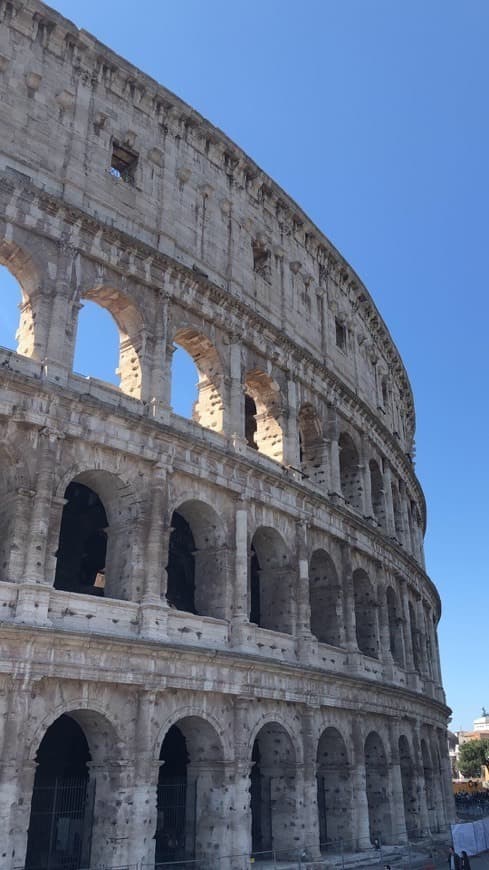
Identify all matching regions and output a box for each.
[155,780,196,864]
[24,776,95,870]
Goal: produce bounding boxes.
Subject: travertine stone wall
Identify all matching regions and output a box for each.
[0,2,453,869]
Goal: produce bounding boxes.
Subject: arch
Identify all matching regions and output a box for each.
[316,727,352,850]
[251,721,297,856]
[339,432,362,511]
[369,459,386,528]
[309,549,342,647]
[386,585,404,666]
[244,370,283,461]
[421,738,437,832]
[0,238,41,359]
[172,327,224,431]
[353,569,379,658]
[250,526,294,634]
[54,469,139,601]
[25,707,119,870]
[156,715,226,865]
[298,403,326,484]
[73,300,120,387]
[364,731,392,845]
[167,499,229,619]
[399,735,420,838]
[78,285,144,398]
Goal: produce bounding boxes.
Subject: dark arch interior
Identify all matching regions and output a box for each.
[245,393,258,449]
[25,715,91,870]
[156,726,191,863]
[251,739,269,854]
[167,511,197,613]
[54,482,108,595]
[250,544,260,625]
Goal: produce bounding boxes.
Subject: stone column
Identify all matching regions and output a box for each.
[341,544,357,652]
[0,679,35,870]
[42,241,80,384]
[295,521,314,660]
[188,760,234,866]
[5,488,35,582]
[399,578,415,673]
[360,437,374,519]
[231,503,249,647]
[376,566,394,666]
[386,722,408,844]
[231,698,253,867]
[412,725,431,836]
[300,708,320,858]
[382,465,396,537]
[228,337,245,445]
[415,594,428,678]
[284,378,300,469]
[327,437,342,498]
[147,290,172,422]
[139,463,171,639]
[350,721,372,851]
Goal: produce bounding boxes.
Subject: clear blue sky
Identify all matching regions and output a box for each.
[1,0,488,731]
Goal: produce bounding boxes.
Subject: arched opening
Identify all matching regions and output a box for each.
[0,264,24,352]
[172,328,224,431]
[316,727,351,851]
[369,460,385,528]
[409,601,421,672]
[167,500,228,619]
[244,370,283,461]
[353,569,379,658]
[156,717,225,866]
[339,433,362,511]
[399,735,420,838]
[0,444,25,582]
[251,723,297,856]
[386,586,404,666]
[0,240,40,359]
[364,731,392,845]
[73,301,120,388]
[249,527,294,634]
[54,482,107,596]
[76,286,144,398]
[298,404,326,484]
[432,742,447,830]
[54,471,137,601]
[25,715,92,870]
[421,739,437,832]
[309,549,342,647]
[171,344,199,420]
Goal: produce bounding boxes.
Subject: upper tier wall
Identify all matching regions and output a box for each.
[0,0,416,453]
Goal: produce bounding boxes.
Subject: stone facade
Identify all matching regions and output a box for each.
[0,2,454,868]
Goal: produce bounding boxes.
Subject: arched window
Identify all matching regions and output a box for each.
[353,569,379,658]
[75,286,144,398]
[309,549,342,646]
[251,723,297,856]
[365,732,392,845]
[399,735,420,838]
[166,500,228,619]
[316,727,352,850]
[156,717,225,866]
[369,460,386,528]
[172,328,224,431]
[339,433,362,511]
[0,264,23,352]
[298,404,326,484]
[244,371,283,461]
[73,300,120,387]
[250,527,293,634]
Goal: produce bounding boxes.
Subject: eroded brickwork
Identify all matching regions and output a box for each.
[0,2,453,868]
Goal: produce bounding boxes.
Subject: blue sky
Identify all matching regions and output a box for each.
[1,0,488,730]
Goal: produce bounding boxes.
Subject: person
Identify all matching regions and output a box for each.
[461,851,471,870]
[448,846,461,870]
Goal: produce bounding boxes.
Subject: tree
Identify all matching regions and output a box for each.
[458,739,489,779]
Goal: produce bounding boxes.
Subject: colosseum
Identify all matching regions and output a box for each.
[0,2,454,869]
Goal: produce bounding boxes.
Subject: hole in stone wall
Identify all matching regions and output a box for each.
[0,265,23,352]
[156,726,190,864]
[171,345,199,420]
[167,511,197,614]
[109,142,138,184]
[54,482,108,596]
[73,300,120,387]
[245,394,258,450]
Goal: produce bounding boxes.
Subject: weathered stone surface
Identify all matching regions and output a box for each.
[0,2,453,868]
